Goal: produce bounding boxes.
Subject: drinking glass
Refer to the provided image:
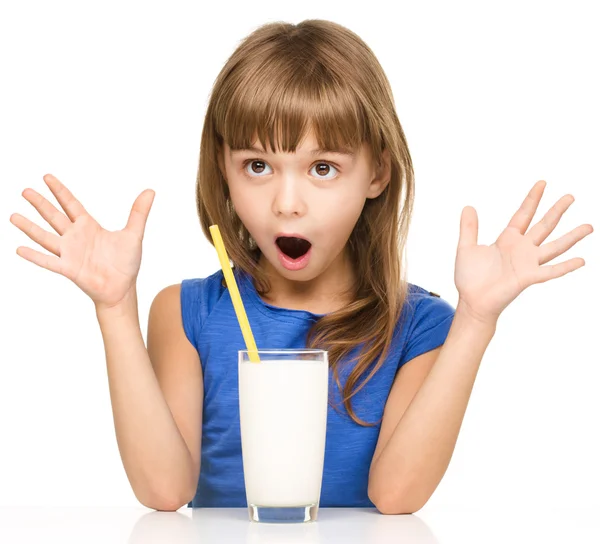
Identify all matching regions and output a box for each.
[238,349,329,523]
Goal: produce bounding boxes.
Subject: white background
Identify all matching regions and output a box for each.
[1,0,598,510]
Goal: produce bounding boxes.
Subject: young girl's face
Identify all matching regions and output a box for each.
[218,129,390,282]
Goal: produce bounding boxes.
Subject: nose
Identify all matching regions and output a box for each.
[271,173,308,218]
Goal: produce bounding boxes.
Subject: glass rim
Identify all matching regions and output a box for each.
[239,349,327,355]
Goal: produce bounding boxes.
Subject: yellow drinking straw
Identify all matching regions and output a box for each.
[209,225,260,363]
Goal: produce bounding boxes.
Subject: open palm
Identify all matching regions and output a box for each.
[10,174,155,310]
[454,180,594,325]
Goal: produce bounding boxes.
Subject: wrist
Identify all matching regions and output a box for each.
[95,288,139,321]
[455,299,499,331]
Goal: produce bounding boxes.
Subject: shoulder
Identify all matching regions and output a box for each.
[404,282,455,316]
[148,283,188,342]
[151,282,182,305]
[180,270,224,294]
[180,269,228,312]
[397,282,456,369]
[178,269,228,350]
[149,284,187,346]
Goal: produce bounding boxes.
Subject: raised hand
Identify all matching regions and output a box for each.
[10,174,155,311]
[454,180,594,325]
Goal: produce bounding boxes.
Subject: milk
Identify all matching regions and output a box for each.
[238,358,329,507]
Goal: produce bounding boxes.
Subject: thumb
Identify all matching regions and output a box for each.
[125,189,155,238]
[458,205,478,249]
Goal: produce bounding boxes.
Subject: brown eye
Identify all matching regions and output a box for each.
[316,164,329,175]
[244,160,272,177]
[310,162,338,180]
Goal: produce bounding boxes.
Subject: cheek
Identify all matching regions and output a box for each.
[227,185,266,239]
[316,196,365,252]
[321,189,365,227]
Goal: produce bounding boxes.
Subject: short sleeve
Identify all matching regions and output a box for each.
[180,272,226,355]
[398,289,455,369]
[180,278,204,352]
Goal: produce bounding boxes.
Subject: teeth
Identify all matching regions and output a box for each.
[276,236,311,260]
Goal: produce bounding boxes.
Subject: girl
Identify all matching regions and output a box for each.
[9,20,593,514]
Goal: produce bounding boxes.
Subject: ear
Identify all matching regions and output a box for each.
[366,147,391,199]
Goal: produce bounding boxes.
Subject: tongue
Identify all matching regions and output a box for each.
[276,237,311,260]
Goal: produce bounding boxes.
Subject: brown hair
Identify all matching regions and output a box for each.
[195,19,415,426]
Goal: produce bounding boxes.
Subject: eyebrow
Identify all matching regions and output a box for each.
[230,145,355,157]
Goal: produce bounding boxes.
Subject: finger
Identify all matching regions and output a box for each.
[506,180,546,234]
[533,257,585,284]
[538,223,594,265]
[15,245,64,276]
[458,206,478,249]
[526,194,575,246]
[10,213,62,256]
[43,174,90,222]
[125,189,155,238]
[22,187,72,235]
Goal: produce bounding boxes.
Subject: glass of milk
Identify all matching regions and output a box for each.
[238,348,329,523]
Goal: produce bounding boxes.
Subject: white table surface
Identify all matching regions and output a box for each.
[0,506,598,543]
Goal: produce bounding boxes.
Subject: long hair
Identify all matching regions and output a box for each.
[195,19,415,426]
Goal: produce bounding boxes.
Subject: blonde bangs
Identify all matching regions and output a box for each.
[214,54,380,159]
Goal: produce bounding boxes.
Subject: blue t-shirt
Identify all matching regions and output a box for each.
[180,267,455,508]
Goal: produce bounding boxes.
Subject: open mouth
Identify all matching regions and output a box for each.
[275,236,312,260]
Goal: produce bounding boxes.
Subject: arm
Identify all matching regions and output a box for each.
[368,181,591,514]
[367,301,497,514]
[96,284,203,511]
